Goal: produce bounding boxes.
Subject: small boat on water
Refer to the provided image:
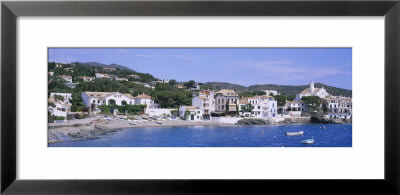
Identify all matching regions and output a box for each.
[320,126,327,129]
[156,121,163,124]
[285,131,304,136]
[302,137,315,144]
[129,122,137,125]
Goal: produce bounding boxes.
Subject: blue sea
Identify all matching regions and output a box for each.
[49,124,352,147]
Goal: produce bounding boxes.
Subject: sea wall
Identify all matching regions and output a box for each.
[310,116,352,124]
[211,117,242,124]
[280,117,311,124]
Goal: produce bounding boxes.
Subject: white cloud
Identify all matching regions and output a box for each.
[234,60,350,84]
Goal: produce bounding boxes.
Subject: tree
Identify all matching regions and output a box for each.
[241,103,253,114]
[273,95,287,107]
[184,110,190,120]
[184,80,196,89]
[54,95,65,101]
[168,79,178,86]
[301,96,320,107]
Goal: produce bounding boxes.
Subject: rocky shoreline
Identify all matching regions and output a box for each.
[48,118,235,144]
[235,116,351,126]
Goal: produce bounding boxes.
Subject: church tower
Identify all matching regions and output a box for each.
[310,80,315,93]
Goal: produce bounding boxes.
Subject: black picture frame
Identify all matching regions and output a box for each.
[1,0,400,194]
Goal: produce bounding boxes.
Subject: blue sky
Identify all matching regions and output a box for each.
[49,48,352,89]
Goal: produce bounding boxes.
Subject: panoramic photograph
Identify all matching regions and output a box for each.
[48,48,352,147]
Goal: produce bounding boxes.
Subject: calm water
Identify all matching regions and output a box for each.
[49,124,352,147]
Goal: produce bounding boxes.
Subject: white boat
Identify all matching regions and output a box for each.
[129,122,136,125]
[320,126,327,129]
[156,121,163,124]
[301,137,315,144]
[285,131,304,136]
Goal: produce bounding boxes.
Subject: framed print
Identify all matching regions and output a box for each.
[2,0,400,194]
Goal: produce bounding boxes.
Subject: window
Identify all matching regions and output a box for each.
[258,106,260,109]
[92,100,95,103]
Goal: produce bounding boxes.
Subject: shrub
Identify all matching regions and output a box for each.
[53,116,65,120]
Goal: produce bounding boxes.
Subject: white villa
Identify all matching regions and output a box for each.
[295,80,329,101]
[238,95,278,118]
[284,100,306,112]
[214,89,239,114]
[263,90,280,96]
[82,92,136,107]
[50,93,72,104]
[127,74,141,79]
[179,106,204,121]
[134,94,159,108]
[116,78,128,82]
[80,76,95,82]
[95,73,117,80]
[58,75,72,83]
[324,96,352,119]
[189,83,201,91]
[192,90,215,120]
[48,93,72,118]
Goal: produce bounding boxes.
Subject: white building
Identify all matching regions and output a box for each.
[48,72,54,77]
[295,80,329,101]
[325,96,352,119]
[116,78,128,82]
[263,90,280,96]
[48,94,71,118]
[82,92,135,107]
[145,108,174,117]
[80,76,94,82]
[189,83,201,91]
[179,106,204,121]
[127,74,141,79]
[134,94,159,108]
[192,90,215,120]
[95,73,117,80]
[284,100,306,111]
[238,96,278,118]
[214,89,239,115]
[50,93,72,104]
[58,75,72,83]
[258,95,278,118]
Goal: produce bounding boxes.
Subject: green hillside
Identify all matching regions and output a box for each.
[205,82,352,97]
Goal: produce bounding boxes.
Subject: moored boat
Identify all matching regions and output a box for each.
[320,126,327,129]
[156,121,163,124]
[285,131,304,136]
[129,122,136,125]
[301,137,315,144]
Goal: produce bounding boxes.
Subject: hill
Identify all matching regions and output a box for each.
[53,61,352,97]
[80,62,135,72]
[205,82,352,97]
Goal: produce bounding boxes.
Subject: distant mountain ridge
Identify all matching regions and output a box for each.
[80,62,135,72]
[78,62,351,97]
[205,82,352,97]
